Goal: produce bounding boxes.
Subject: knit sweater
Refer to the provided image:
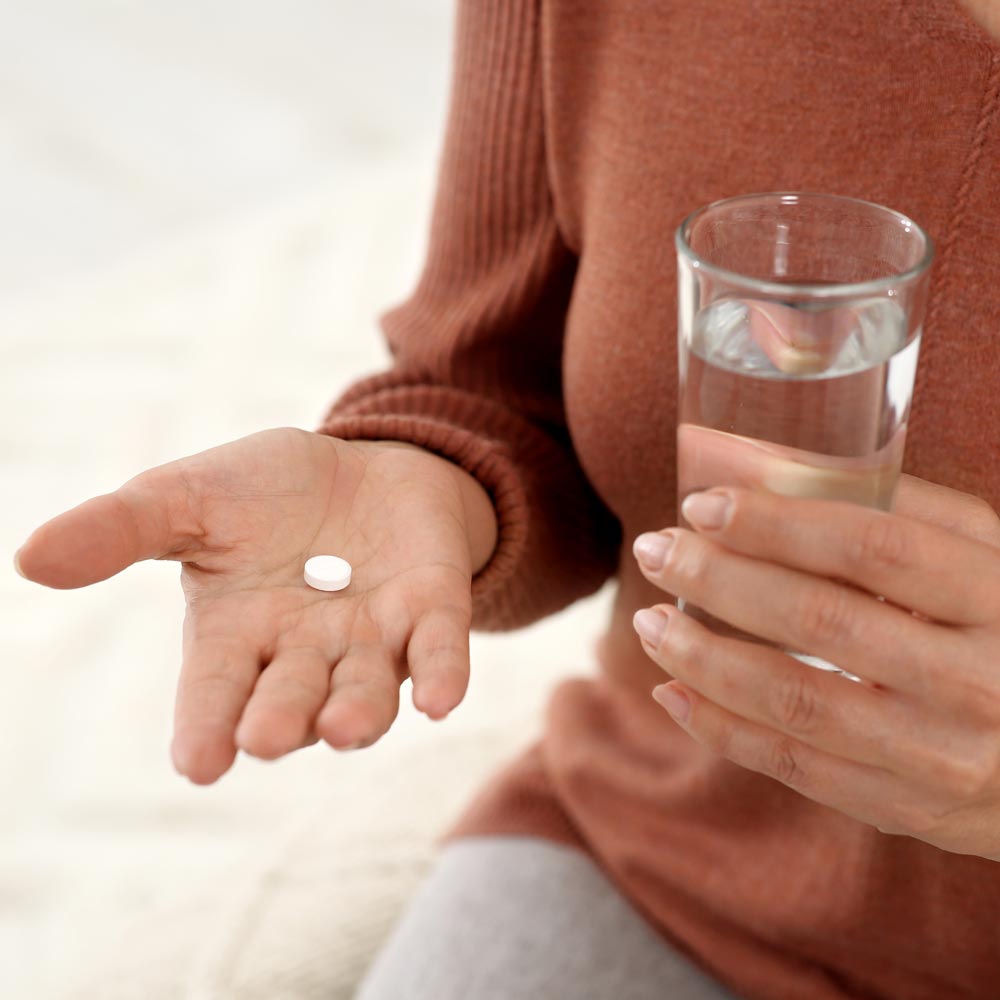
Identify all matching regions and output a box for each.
[317,2,1000,997]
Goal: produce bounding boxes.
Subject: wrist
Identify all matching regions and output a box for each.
[360,439,498,576]
[452,462,499,577]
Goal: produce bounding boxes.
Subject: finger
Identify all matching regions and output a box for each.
[676,423,905,508]
[636,605,930,774]
[745,299,857,375]
[172,631,262,784]
[235,645,332,760]
[652,680,908,832]
[15,465,201,589]
[407,601,471,720]
[636,527,957,690]
[679,487,1000,626]
[315,643,404,750]
[893,475,1000,546]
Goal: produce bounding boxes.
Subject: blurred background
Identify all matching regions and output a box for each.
[1,3,612,997]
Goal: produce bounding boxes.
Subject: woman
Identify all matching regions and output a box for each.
[15,1,1000,997]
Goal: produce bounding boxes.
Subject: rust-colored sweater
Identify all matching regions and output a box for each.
[318,2,1000,997]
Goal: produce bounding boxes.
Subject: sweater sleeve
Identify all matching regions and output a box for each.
[315,0,622,631]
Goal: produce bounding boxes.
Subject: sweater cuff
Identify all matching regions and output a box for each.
[317,376,609,631]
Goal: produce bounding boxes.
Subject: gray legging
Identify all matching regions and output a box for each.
[354,836,740,1000]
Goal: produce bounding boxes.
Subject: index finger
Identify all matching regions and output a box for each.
[681,487,1000,626]
[14,463,202,589]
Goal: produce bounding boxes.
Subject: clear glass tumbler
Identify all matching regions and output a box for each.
[675,192,933,672]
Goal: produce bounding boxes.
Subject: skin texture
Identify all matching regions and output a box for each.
[14,428,498,784]
[960,0,1000,40]
[632,474,1000,861]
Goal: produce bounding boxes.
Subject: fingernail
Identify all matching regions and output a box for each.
[633,607,668,646]
[652,684,691,724]
[338,740,363,751]
[633,532,673,571]
[681,492,731,530]
[13,550,26,579]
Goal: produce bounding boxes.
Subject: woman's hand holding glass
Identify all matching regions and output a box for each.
[632,475,1000,861]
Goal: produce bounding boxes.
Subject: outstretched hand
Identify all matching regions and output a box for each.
[15,428,487,784]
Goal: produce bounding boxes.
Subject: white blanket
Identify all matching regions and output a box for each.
[0,4,614,995]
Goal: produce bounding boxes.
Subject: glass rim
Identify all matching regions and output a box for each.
[675,191,935,299]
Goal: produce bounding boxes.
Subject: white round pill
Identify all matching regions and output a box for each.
[304,555,352,592]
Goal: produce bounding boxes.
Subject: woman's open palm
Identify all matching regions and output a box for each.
[14,428,479,783]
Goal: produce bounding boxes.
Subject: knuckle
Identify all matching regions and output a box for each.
[675,538,713,589]
[239,726,294,760]
[701,721,733,760]
[935,751,995,801]
[850,515,909,574]
[416,617,471,660]
[795,584,856,647]
[982,686,1000,725]
[770,670,822,734]
[436,599,473,627]
[767,737,808,789]
[950,667,1000,721]
[351,670,401,706]
[668,618,704,670]
[271,669,326,703]
[178,670,245,699]
[882,800,939,837]
[965,496,1000,538]
[874,811,909,836]
[430,635,471,659]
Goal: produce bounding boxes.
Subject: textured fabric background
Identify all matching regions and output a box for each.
[0,4,614,996]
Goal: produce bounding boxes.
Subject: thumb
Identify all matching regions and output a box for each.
[15,467,201,589]
[677,423,904,507]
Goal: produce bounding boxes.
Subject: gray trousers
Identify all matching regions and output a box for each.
[354,836,739,1000]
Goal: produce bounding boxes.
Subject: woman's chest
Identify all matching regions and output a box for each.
[549,0,1000,523]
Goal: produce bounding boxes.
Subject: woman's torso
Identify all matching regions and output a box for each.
[555,0,1000,681]
[547,3,1000,997]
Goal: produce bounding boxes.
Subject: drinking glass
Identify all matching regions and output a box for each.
[674,192,934,673]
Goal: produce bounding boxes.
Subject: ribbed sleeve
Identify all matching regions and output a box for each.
[315,0,621,631]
